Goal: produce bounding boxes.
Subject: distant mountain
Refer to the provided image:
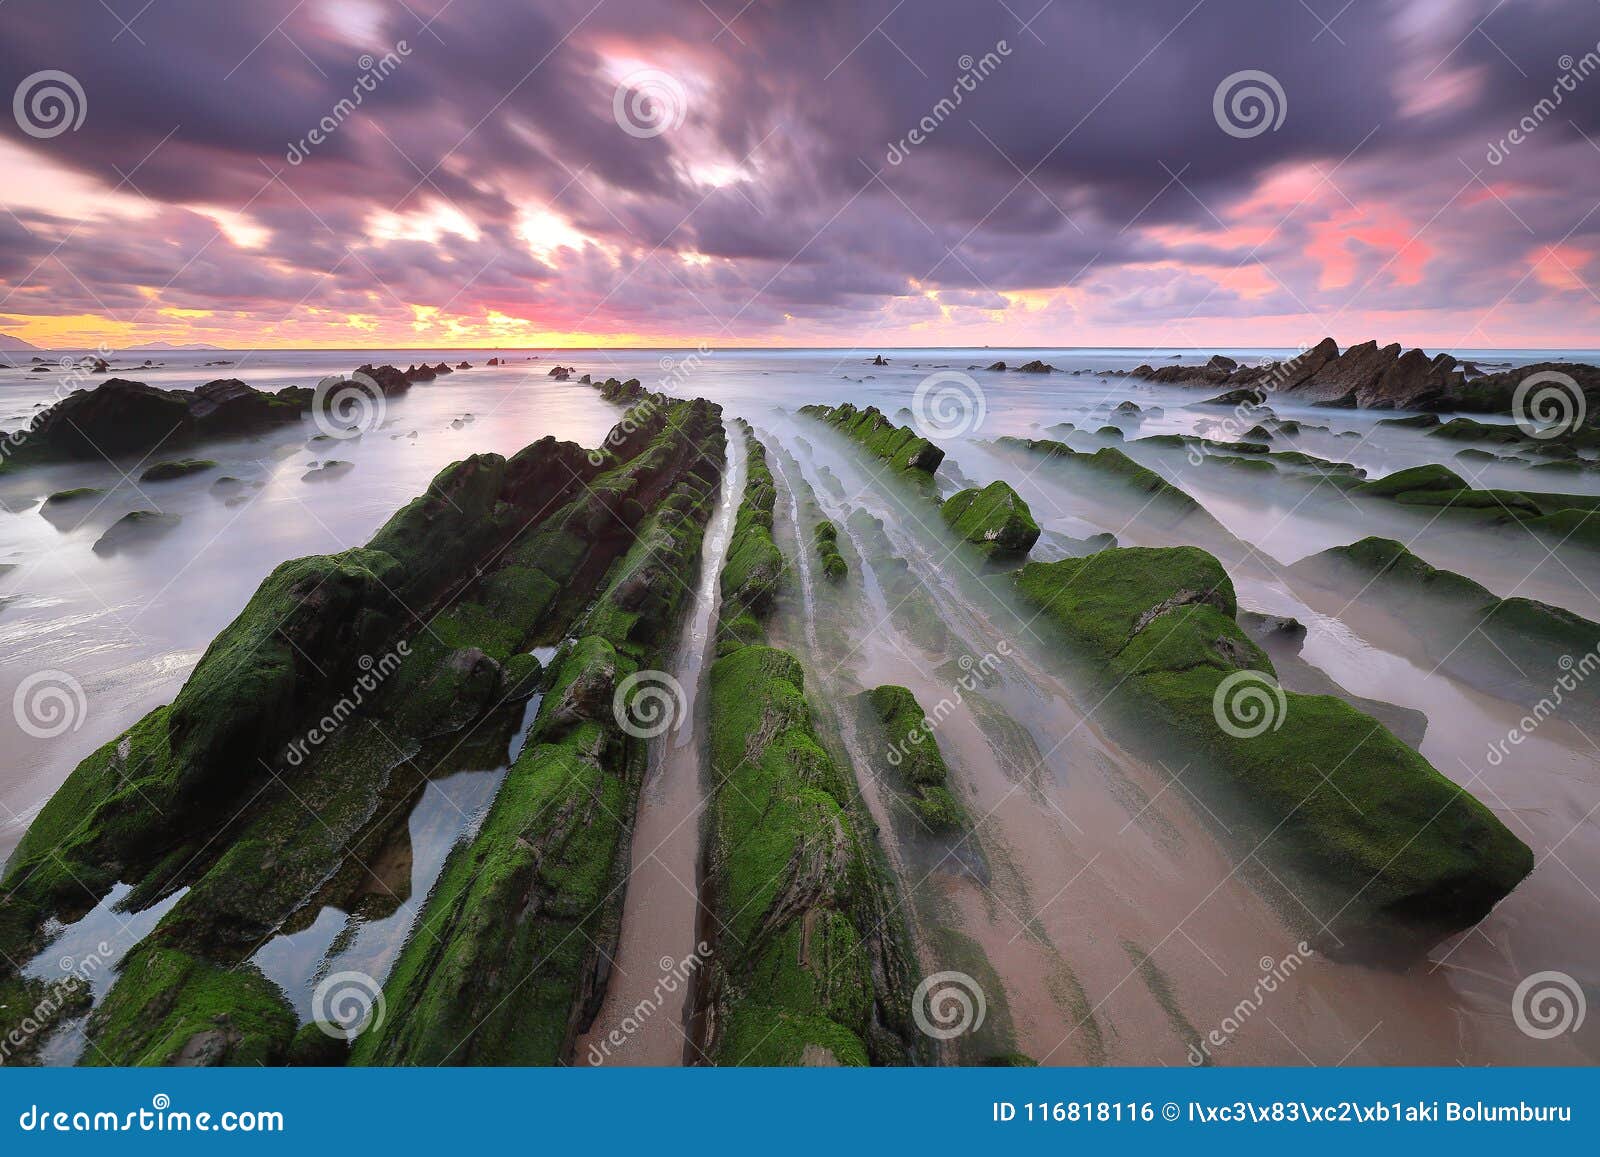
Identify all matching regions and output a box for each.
[0,332,41,351]
[127,341,224,351]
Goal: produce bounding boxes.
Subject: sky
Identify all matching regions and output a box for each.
[0,0,1597,351]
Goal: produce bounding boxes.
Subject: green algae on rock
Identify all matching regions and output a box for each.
[940,480,1041,558]
[799,402,944,474]
[352,398,725,1065]
[858,685,967,831]
[1,393,726,1066]
[814,518,847,579]
[82,944,296,1067]
[716,422,784,650]
[1350,463,1600,540]
[699,430,917,1066]
[989,436,1237,545]
[1014,545,1533,964]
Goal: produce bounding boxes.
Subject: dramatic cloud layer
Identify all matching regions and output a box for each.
[0,0,1597,348]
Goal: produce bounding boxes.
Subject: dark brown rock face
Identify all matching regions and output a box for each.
[355,364,414,395]
[1360,349,1461,409]
[1260,337,1339,392]
[1128,337,1451,410]
[1286,340,1399,405]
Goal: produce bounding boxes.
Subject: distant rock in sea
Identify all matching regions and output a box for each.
[1128,336,1600,420]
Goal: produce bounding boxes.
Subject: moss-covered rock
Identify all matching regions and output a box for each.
[799,402,944,473]
[705,645,901,1064]
[813,518,847,580]
[1525,507,1600,551]
[1133,433,1269,455]
[699,431,916,1066]
[940,480,1041,558]
[1350,463,1600,529]
[1351,463,1467,498]
[1426,417,1532,445]
[42,486,103,504]
[858,685,966,831]
[83,944,295,1066]
[990,436,1233,541]
[0,970,93,1065]
[351,404,725,1065]
[1015,546,1533,963]
[352,637,637,1065]
[5,399,725,1067]
[717,426,785,648]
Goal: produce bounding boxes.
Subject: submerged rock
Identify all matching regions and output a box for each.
[92,510,182,554]
[43,486,103,505]
[1291,537,1600,720]
[1015,545,1533,963]
[301,460,353,482]
[858,685,966,831]
[141,457,217,482]
[1239,609,1427,748]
